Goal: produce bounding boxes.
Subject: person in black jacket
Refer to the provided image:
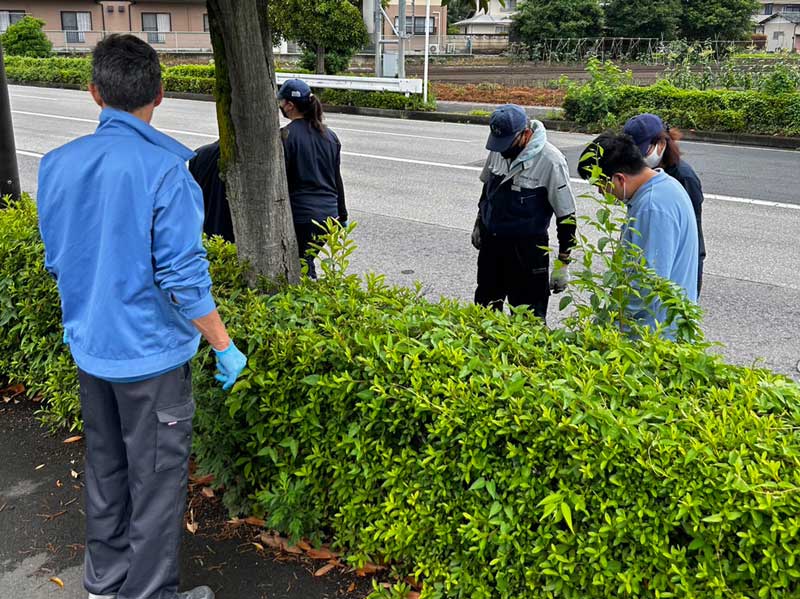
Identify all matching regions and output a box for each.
[188,140,234,243]
[624,113,707,294]
[278,79,348,279]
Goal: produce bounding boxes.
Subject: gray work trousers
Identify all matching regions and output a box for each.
[78,364,194,599]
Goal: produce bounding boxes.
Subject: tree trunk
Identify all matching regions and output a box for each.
[315,44,326,74]
[207,0,299,287]
[0,41,21,206]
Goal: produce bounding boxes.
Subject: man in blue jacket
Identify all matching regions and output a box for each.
[37,35,246,599]
[578,133,699,338]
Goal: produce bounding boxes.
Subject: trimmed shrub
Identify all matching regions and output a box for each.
[3,55,90,87]
[0,16,52,58]
[3,197,800,598]
[565,79,800,136]
[320,88,436,112]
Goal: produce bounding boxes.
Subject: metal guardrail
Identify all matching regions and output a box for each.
[277,72,423,95]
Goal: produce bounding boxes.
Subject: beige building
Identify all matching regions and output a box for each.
[0,1,210,52]
[362,0,449,52]
[754,1,800,51]
[454,0,518,35]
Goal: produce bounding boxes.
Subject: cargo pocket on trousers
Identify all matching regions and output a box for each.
[155,400,195,473]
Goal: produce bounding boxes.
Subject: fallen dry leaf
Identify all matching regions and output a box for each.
[356,562,386,576]
[200,487,215,499]
[252,542,264,552]
[346,582,356,592]
[1,384,24,396]
[306,547,340,560]
[191,473,215,486]
[297,539,312,552]
[55,480,63,488]
[283,543,304,555]
[244,516,265,527]
[259,532,284,549]
[49,576,64,588]
[408,593,421,599]
[35,464,45,471]
[314,563,336,577]
[186,521,199,534]
[70,470,80,479]
[63,435,83,444]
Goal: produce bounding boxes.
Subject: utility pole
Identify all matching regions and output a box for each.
[0,41,21,206]
[373,0,383,77]
[397,0,406,78]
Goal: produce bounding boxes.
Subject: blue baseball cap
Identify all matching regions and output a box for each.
[278,78,312,102]
[486,104,529,152]
[623,113,665,156]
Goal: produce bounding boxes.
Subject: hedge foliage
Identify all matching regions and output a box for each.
[3,197,800,598]
[2,55,431,111]
[563,60,800,136]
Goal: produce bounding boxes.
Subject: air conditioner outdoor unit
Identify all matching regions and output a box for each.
[428,44,440,54]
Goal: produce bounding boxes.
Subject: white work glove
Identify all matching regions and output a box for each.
[471,217,482,250]
[550,259,570,294]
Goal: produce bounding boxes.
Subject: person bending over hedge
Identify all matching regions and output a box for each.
[578,133,699,339]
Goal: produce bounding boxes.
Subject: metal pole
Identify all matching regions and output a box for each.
[397,0,406,78]
[423,0,430,104]
[373,0,382,77]
[0,41,21,205]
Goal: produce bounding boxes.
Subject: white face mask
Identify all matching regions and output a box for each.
[643,143,664,169]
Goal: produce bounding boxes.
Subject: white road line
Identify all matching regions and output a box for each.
[342,151,483,172]
[10,93,61,101]
[17,150,44,158]
[335,127,472,143]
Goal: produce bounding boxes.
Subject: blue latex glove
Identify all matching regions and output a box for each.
[214,341,247,391]
[63,330,69,345]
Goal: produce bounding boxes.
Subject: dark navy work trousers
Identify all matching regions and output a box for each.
[78,364,194,599]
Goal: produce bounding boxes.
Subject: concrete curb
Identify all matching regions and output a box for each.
[10,81,799,151]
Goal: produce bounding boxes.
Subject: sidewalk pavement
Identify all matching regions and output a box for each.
[0,398,373,599]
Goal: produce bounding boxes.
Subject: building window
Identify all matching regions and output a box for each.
[203,14,209,32]
[0,10,26,33]
[784,5,800,11]
[61,11,92,43]
[505,0,518,11]
[764,3,773,14]
[495,25,509,34]
[773,30,785,39]
[142,12,171,44]
[393,16,436,35]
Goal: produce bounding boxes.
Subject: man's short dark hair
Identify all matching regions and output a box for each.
[578,132,646,181]
[92,34,161,112]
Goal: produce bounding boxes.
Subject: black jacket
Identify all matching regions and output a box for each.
[188,141,235,243]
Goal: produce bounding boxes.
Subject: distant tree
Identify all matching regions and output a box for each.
[605,0,681,39]
[271,0,368,74]
[446,0,477,25]
[0,16,52,58]
[679,0,759,40]
[512,0,604,44]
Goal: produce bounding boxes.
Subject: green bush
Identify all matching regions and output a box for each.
[0,16,52,58]
[165,64,216,78]
[565,77,800,136]
[298,48,353,75]
[3,55,90,86]
[320,87,436,112]
[4,196,800,598]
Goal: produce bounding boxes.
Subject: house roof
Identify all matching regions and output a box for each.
[752,14,772,24]
[454,13,513,26]
[760,12,800,25]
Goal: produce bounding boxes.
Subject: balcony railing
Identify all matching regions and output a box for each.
[44,30,213,53]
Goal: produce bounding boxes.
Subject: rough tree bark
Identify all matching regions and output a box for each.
[206,0,300,287]
[316,44,326,74]
[0,41,21,206]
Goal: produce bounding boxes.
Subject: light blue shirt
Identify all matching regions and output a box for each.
[37,108,216,381]
[623,170,699,338]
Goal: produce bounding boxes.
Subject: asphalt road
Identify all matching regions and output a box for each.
[7,84,800,379]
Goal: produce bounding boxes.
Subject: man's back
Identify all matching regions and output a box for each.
[38,108,211,380]
[188,141,234,243]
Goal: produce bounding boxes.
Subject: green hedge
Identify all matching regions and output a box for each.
[320,87,436,112]
[564,80,800,136]
[3,197,800,598]
[3,55,431,111]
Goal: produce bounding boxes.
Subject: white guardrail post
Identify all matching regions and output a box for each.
[276,73,423,96]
